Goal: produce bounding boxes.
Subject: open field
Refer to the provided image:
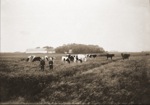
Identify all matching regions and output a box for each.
[0,53,150,104]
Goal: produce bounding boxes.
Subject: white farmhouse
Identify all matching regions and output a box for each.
[26,48,55,53]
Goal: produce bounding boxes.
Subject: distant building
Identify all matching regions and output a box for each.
[47,49,56,53]
[26,48,55,53]
[69,49,73,54]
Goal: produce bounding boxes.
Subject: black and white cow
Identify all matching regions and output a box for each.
[121,53,130,60]
[61,56,70,63]
[61,54,75,63]
[74,54,87,63]
[32,56,42,62]
[49,57,55,61]
[26,55,35,62]
[67,54,75,62]
[44,56,49,61]
[45,56,54,61]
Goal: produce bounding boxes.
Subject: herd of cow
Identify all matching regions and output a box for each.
[61,53,130,64]
[26,55,54,62]
[26,53,130,63]
[26,53,130,68]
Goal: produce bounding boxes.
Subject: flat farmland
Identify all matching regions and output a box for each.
[0,53,150,104]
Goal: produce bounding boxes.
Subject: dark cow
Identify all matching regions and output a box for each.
[49,60,53,70]
[40,58,45,71]
[106,54,115,60]
[48,57,54,69]
[66,58,70,63]
[32,57,41,62]
[68,54,74,62]
[89,54,97,58]
[121,53,130,60]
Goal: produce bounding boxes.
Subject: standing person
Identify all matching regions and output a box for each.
[49,58,53,70]
[40,57,45,71]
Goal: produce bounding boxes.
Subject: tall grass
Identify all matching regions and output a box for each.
[0,54,150,104]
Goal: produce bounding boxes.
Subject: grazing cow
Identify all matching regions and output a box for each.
[61,54,74,63]
[66,58,70,63]
[26,55,35,62]
[61,56,70,63]
[32,56,41,62]
[49,57,54,61]
[106,54,115,60]
[67,54,74,62]
[89,54,97,58]
[62,56,68,61]
[44,56,54,61]
[121,53,130,60]
[44,56,49,61]
[74,54,87,63]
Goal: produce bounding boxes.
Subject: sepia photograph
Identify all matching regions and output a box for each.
[0,0,150,104]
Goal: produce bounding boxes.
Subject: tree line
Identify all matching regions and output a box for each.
[55,43,105,54]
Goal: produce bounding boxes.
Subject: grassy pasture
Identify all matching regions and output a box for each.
[0,53,150,104]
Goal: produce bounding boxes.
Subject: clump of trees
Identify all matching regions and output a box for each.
[43,46,54,53]
[55,43,105,54]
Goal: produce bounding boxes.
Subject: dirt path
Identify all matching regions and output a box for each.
[81,58,122,75]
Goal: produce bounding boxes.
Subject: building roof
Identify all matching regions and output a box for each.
[26,48,55,51]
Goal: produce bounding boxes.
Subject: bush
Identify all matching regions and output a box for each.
[0,73,57,102]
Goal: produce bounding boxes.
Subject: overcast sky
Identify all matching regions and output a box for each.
[1,0,150,52]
